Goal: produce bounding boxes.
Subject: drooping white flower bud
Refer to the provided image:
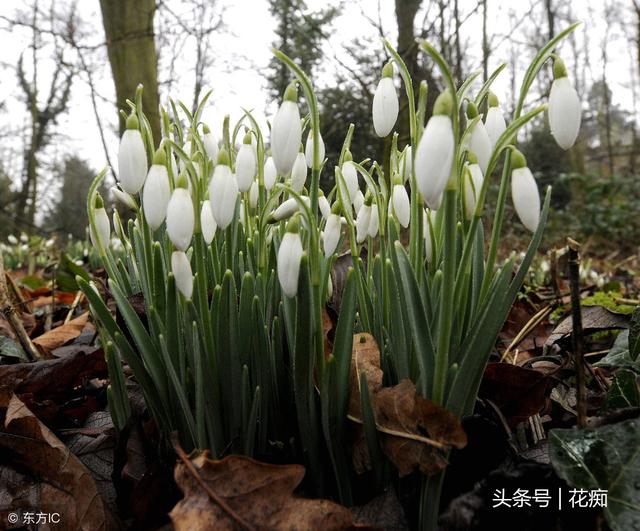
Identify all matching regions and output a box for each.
[202,125,219,162]
[200,201,217,244]
[510,149,540,232]
[465,102,492,174]
[323,207,342,257]
[143,148,171,230]
[391,176,410,228]
[166,173,195,251]
[264,156,277,190]
[423,208,436,262]
[111,186,138,210]
[271,82,302,175]
[415,91,455,210]
[277,216,304,298]
[352,190,364,214]
[367,203,380,238]
[463,154,484,220]
[340,154,359,205]
[318,192,331,219]
[356,199,372,244]
[171,251,193,299]
[271,196,310,222]
[118,113,148,194]
[7,235,18,245]
[548,57,581,150]
[305,130,325,168]
[90,194,110,248]
[401,146,412,183]
[208,149,238,230]
[372,62,399,137]
[484,92,507,147]
[249,181,259,209]
[290,151,307,193]
[236,131,257,192]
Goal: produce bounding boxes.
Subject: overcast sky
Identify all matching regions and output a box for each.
[0,0,636,192]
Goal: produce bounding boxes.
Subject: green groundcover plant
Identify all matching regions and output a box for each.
[81,24,581,529]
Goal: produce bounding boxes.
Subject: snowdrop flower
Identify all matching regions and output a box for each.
[340,153,359,205]
[484,92,507,147]
[171,251,193,299]
[208,149,239,230]
[143,148,171,230]
[166,173,194,251]
[548,57,581,150]
[390,175,410,228]
[90,194,110,248]
[111,186,137,210]
[200,201,217,244]
[249,181,259,209]
[290,151,307,193]
[367,204,380,238]
[7,235,17,245]
[202,125,219,163]
[264,156,277,191]
[271,82,302,175]
[277,215,304,298]
[401,146,412,183]
[510,149,540,232]
[19,233,28,243]
[415,91,454,209]
[352,190,364,214]
[372,62,399,137]
[236,131,257,192]
[323,205,342,257]
[318,192,331,219]
[305,130,325,168]
[423,209,436,262]
[271,196,310,222]
[465,102,492,174]
[463,153,484,220]
[356,196,372,243]
[118,113,148,194]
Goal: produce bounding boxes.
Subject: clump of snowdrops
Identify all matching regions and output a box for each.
[81,24,581,528]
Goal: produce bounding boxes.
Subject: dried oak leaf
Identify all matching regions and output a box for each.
[32,312,91,357]
[348,333,467,477]
[170,452,369,531]
[0,394,117,530]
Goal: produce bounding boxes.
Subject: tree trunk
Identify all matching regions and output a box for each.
[99,0,161,145]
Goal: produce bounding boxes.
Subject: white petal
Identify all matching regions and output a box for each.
[392,185,410,228]
[249,181,259,209]
[423,209,436,262]
[290,152,307,192]
[367,204,380,238]
[208,165,238,229]
[511,167,540,232]
[171,251,193,299]
[415,115,454,209]
[549,77,581,150]
[305,131,325,168]
[166,188,195,251]
[318,195,331,219]
[463,164,484,220]
[264,157,277,190]
[236,144,256,192]
[277,232,303,297]
[468,121,492,174]
[118,129,148,194]
[356,204,371,243]
[372,77,399,137]
[323,214,341,256]
[271,100,302,175]
[341,161,359,203]
[203,132,219,162]
[484,106,506,147]
[90,207,110,247]
[143,165,171,230]
[200,201,217,244]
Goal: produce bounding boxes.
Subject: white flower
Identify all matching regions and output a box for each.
[356,203,372,243]
[372,63,399,137]
[510,151,540,232]
[484,93,507,147]
[272,196,310,221]
[277,218,304,298]
[318,194,331,219]
[200,201,217,244]
[391,182,410,228]
[118,114,148,194]
[367,204,380,238]
[171,251,193,299]
[401,146,412,183]
[111,186,137,210]
[249,181,259,209]
[203,126,219,162]
[208,151,238,230]
[264,156,277,190]
[548,60,581,150]
[423,209,436,262]
[290,152,307,193]
[236,135,257,192]
[467,120,492,174]
[7,235,17,245]
[463,162,484,220]
[90,199,111,248]
[323,213,341,256]
[166,186,194,251]
[352,190,364,214]
[415,92,454,210]
[143,157,171,230]
[340,159,359,204]
[19,233,28,243]
[271,83,302,175]
[305,130,325,168]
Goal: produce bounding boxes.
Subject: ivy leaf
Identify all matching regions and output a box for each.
[595,331,640,372]
[602,370,640,409]
[629,306,640,361]
[550,418,640,531]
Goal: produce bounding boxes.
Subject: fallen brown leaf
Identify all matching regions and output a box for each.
[32,312,91,357]
[348,333,467,477]
[170,449,370,531]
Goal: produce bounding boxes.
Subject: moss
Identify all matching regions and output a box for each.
[582,291,635,315]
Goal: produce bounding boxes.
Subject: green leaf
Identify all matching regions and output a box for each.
[550,418,640,531]
[595,331,640,372]
[0,336,28,361]
[602,370,640,409]
[629,307,640,360]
